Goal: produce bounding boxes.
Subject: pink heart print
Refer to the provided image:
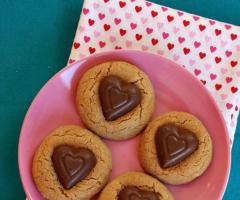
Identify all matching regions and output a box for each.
[69,0,240,144]
[141,45,148,51]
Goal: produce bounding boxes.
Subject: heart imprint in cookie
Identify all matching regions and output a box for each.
[52,145,96,189]
[118,186,159,200]
[99,75,141,121]
[155,124,198,168]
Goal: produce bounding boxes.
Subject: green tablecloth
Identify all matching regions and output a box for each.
[0,0,239,199]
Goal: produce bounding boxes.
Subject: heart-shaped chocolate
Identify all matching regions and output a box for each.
[118,186,159,200]
[52,145,96,189]
[99,75,141,121]
[155,124,198,168]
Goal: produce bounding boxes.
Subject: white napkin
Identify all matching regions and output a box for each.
[68,0,240,145]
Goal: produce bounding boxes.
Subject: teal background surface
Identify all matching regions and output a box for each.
[0,0,239,199]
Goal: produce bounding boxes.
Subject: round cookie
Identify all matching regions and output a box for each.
[139,112,212,185]
[32,125,112,200]
[76,61,155,140]
[98,172,174,200]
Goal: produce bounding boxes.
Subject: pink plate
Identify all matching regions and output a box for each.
[18,50,230,200]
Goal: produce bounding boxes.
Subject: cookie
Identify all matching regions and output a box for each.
[139,112,212,185]
[98,172,174,200]
[32,125,112,200]
[76,61,155,140]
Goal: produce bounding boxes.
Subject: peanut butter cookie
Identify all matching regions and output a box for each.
[98,172,174,200]
[139,112,212,185]
[76,61,155,140]
[32,125,112,200]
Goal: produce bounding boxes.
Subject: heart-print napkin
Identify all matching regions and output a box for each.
[68,0,240,145]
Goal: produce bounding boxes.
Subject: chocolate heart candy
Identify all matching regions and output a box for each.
[52,145,96,189]
[118,186,159,200]
[155,123,198,168]
[99,75,141,121]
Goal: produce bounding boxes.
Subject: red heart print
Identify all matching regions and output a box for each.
[193,16,200,21]
[83,8,89,15]
[88,19,95,26]
[215,57,222,64]
[119,28,127,36]
[194,41,201,48]
[114,18,121,25]
[167,15,174,22]
[235,106,239,111]
[151,10,158,17]
[151,38,159,45]
[210,73,217,80]
[225,24,232,30]
[115,46,122,50]
[231,33,237,40]
[215,84,222,90]
[177,11,184,16]
[210,46,217,53]
[69,59,75,64]
[161,7,168,12]
[231,87,238,93]
[194,69,201,76]
[99,41,106,48]
[135,34,142,41]
[183,48,190,55]
[167,43,174,50]
[104,24,111,31]
[225,50,232,57]
[209,20,216,25]
[146,2,152,7]
[226,77,233,83]
[130,23,137,30]
[178,37,185,44]
[119,1,126,8]
[135,5,142,12]
[104,0,109,2]
[84,36,90,43]
[89,47,96,54]
[183,20,190,27]
[200,80,206,85]
[215,29,222,36]
[226,103,233,110]
[231,60,238,67]
[98,13,105,20]
[73,42,80,49]
[146,27,153,34]
[199,52,206,59]
[199,24,206,31]
[162,32,169,39]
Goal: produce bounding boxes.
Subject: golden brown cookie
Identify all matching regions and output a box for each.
[139,112,212,185]
[32,125,112,200]
[98,172,174,200]
[76,61,155,140]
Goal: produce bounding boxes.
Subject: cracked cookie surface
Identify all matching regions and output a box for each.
[32,125,112,200]
[76,61,155,140]
[139,112,212,185]
[98,172,174,200]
